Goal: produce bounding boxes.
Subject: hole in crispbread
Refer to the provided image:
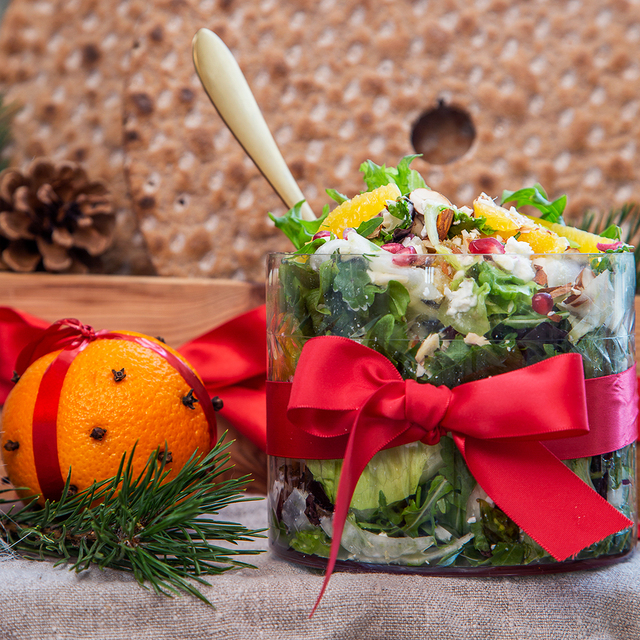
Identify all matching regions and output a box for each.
[411,101,475,165]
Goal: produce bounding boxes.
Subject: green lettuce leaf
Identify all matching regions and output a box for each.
[332,257,379,311]
[328,515,437,563]
[307,442,442,511]
[475,260,538,319]
[360,155,427,194]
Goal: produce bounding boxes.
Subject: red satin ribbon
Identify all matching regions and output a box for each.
[0,305,268,451]
[178,305,267,451]
[13,318,218,502]
[545,365,638,459]
[267,336,636,612]
[0,307,49,402]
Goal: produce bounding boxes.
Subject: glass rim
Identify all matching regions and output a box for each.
[266,250,633,258]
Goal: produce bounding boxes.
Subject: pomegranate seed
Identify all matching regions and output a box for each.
[532,292,554,315]
[382,243,405,254]
[468,238,505,254]
[312,230,332,240]
[392,246,418,266]
[596,240,623,251]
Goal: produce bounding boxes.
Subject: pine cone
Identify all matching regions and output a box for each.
[0,158,115,273]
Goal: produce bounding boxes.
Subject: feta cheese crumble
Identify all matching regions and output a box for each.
[492,236,536,281]
[443,278,477,316]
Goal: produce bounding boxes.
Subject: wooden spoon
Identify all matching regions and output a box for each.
[192,28,315,220]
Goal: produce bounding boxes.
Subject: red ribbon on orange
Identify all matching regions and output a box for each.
[266,336,636,612]
[13,318,218,502]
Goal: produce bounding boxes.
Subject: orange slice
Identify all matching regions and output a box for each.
[473,195,528,238]
[529,217,620,253]
[517,227,569,253]
[319,183,401,236]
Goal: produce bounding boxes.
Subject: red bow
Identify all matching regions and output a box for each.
[278,336,634,612]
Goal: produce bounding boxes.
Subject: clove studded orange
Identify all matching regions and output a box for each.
[1,330,214,504]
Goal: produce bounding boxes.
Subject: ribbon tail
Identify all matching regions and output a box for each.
[311,402,406,616]
[310,418,369,617]
[456,435,633,560]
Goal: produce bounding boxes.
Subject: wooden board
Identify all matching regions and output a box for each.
[0,273,265,347]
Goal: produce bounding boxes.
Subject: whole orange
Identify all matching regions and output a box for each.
[1,330,214,504]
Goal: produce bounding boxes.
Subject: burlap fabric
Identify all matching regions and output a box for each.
[1,499,638,640]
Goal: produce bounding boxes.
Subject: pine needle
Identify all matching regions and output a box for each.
[0,437,265,605]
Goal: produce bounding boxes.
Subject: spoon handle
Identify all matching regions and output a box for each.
[192,28,315,220]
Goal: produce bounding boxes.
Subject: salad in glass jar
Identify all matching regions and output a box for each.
[266,156,636,575]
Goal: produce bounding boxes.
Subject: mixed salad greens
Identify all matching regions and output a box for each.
[267,157,636,570]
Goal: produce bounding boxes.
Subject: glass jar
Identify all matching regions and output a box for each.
[266,250,637,575]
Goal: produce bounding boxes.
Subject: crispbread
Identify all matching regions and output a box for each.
[0,0,155,275]
[122,0,639,279]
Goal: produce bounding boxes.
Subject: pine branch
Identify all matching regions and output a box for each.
[576,202,640,293]
[0,438,265,604]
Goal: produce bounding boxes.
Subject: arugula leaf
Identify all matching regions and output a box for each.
[305,288,331,333]
[599,223,623,240]
[364,314,396,350]
[470,520,491,555]
[489,542,525,566]
[290,529,332,556]
[356,215,384,238]
[332,258,378,311]
[401,474,453,537]
[386,280,410,320]
[478,499,520,544]
[269,201,329,249]
[436,437,477,533]
[423,335,527,389]
[574,325,633,377]
[294,237,330,255]
[387,197,414,227]
[500,184,567,223]
[360,155,427,194]
[326,188,349,204]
